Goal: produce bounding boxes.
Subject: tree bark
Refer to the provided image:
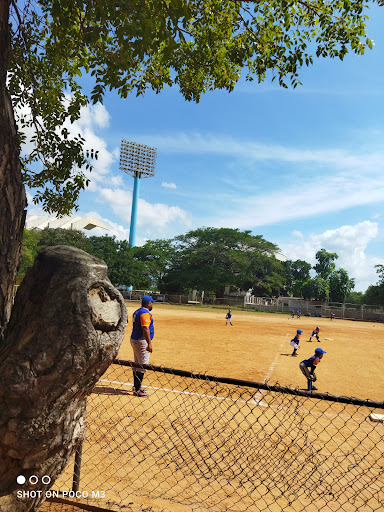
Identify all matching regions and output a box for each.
[0,245,127,511]
[0,4,127,511]
[0,0,27,337]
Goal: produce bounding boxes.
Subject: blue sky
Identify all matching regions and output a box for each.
[26,5,384,292]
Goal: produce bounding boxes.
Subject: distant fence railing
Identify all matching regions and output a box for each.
[118,292,384,320]
[245,297,384,321]
[165,295,246,306]
[49,360,384,512]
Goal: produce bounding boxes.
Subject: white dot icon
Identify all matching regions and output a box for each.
[17,475,26,485]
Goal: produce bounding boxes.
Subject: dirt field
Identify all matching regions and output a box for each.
[45,303,384,512]
[119,302,384,401]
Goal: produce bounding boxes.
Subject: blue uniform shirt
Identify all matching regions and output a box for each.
[291,333,301,345]
[301,354,320,372]
[131,307,154,340]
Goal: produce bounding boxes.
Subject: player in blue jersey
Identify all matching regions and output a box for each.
[130,295,155,397]
[290,329,303,357]
[299,348,326,391]
[226,309,233,326]
[309,326,321,342]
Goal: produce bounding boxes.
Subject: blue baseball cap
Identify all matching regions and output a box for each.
[297,329,303,334]
[142,295,155,302]
[315,348,326,355]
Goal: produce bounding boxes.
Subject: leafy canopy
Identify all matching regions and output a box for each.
[329,268,355,302]
[162,227,282,295]
[20,227,365,300]
[313,248,339,279]
[9,0,378,214]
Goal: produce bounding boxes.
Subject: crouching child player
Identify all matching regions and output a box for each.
[299,348,326,391]
[290,329,303,357]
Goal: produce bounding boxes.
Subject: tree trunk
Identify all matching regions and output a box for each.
[0,0,27,337]
[0,4,127,511]
[0,245,127,511]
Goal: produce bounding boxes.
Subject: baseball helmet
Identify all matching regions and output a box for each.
[297,329,303,334]
[315,348,326,355]
[316,326,320,330]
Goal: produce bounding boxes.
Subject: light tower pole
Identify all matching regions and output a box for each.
[120,140,157,248]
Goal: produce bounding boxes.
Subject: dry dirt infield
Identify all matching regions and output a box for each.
[45,303,384,512]
[120,303,384,400]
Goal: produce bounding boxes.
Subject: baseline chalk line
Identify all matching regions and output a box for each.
[99,379,269,407]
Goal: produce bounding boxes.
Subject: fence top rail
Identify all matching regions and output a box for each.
[112,359,384,410]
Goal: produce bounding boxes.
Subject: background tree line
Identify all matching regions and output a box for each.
[18,226,384,305]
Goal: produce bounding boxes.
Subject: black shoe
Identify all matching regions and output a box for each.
[311,386,318,391]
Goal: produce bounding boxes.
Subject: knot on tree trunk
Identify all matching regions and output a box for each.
[0,245,127,511]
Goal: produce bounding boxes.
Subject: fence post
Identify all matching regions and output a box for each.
[72,438,84,493]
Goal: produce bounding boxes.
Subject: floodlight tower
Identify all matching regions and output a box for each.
[120,140,157,247]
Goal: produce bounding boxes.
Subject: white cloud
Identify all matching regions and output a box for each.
[26,191,34,207]
[109,175,123,187]
[121,131,384,173]
[18,100,116,188]
[75,102,110,130]
[207,172,384,229]
[61,106,115,185]
[280,221,381,292]
[162,181,177,189]
[123,131,384,227]
[82,212,136,243]
[96,187,192,240]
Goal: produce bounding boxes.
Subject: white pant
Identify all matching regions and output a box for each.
[130,338,150,370]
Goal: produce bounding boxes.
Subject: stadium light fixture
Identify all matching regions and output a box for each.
[119,140,157,248]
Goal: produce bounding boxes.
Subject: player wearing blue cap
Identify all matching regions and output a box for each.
[299,348,326,391]
[130,295,155,397]
[290,329,303,357]
[225,308,233,326]
[309,326,321,342]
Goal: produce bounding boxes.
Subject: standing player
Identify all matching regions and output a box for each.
[308,326,321,342]
[290,329,303,357]
[130,295,155,397]
[330,312,335,321]
[226,308,233,326]
[299,348,326,391]
[297,309,302,319]
[290,309,295,318]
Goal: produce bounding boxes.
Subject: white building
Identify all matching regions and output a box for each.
[26,215,109,232]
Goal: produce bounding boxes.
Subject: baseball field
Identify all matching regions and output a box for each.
[119,302,383,401]
[44,302,384,512]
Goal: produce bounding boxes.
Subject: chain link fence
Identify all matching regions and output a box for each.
[48,360,384,512]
